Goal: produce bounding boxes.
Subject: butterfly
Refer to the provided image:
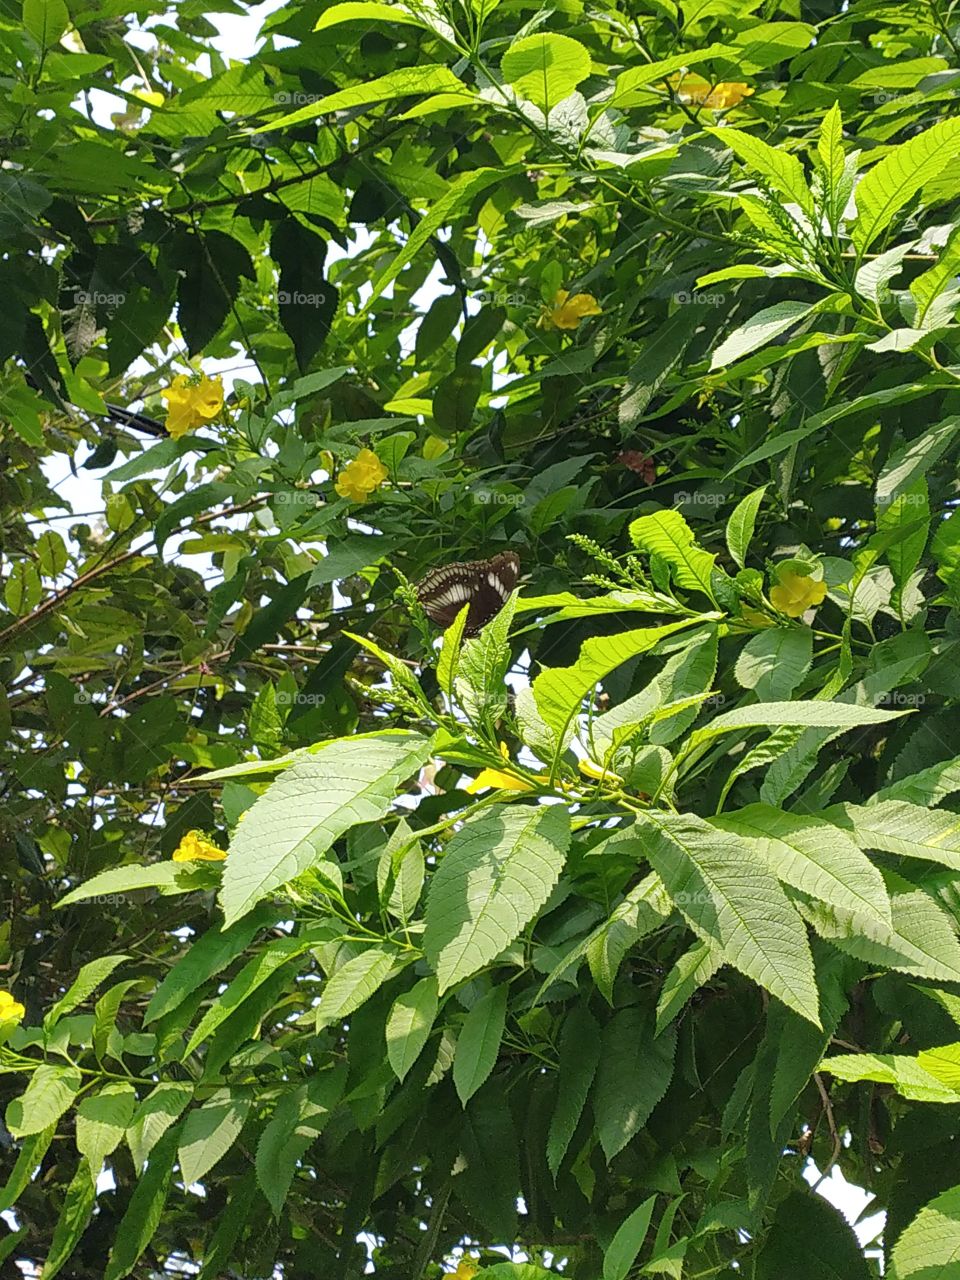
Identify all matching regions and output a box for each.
[415,552,520,637]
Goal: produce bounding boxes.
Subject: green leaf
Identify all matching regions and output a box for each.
[7,1064,82,1138]
[455,591,519,723]
[852,119,960,251]
[184,936,308,1055]
[604,1195,658,1280]
[316,945,403,1031]
[686,700,905,755]
[890,1184,960,1279]
[585,871,674,1004]
[313,2,428,33]
[377,818,425,923]
[629,509,717,598]
[547,1004,601,1177]
[104,1125,181,1280]
[145,906,276,1024]
[47,954,129,1025]
[126,1083,193,1174]
[712,805,891,926]
[827,801,960,870]
[0,1126,56,1212]
[432,364,483,435]
[725,485,767,570]
[711,301,819,369]
[76,1084,137,1181]
[711,127,813,215]
[822,1052,959,1102]
[255,1066,346,1218]
[594,1009,676,1161]
[500,33,591,111]
[876,417,960,508]
[638,813,821,1024]
[734,628,812,701]
[453,984,509,1105]
[23,0,69,47]
[911,223,960,324]
[437,605,469,699]
[656,942,723,1034]
[424,803,569,992]
[178,1092,251,1186]
[58,862,217,906]
[756,1189,872,1280]
[272,219,338,373]
[533,618,703,746]
[386,976,439,1082]
[259,64,464,130]
[219,732,433,924]
[42,1158,98,1280]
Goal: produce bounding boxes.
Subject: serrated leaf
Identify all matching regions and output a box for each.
[126,1083,193,1174]
[655,942,723,1034]
[852,119,960,251]
[316,945,403,1031]
[219,732,433,923]
[735,628,812,701]
[638,813,821,1025]
[424,803,569,992]
[725,485,767,569]
[184,936,307,1055]
[178,1093,251,1186]
[712,301,818,369]
[386,976,439,1081]
[453,984,508,1105]
[104,1125,181,1280]
[594,1009,676,1161]
[629,510,717,598]
[437,603,469,699]
[41,1157,97,1280]
[827,800,960,870]
[7,1064,82,1137]
[604,1195,658,1280]
[712,127,813,214]
[889,1184,960,1279]
[501,32,591,111]
[548,1004,601,1177]
[76,1084,137,1181]
[255,1066,346,1218]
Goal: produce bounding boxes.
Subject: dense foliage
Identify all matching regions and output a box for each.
[5,0,960,1275]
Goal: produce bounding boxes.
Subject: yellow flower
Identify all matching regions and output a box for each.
[334,448,389,502]
[160,374,224,439]
[172,830,227,862]
[669,73,754,109]
[538,289,602,331]
[451,1259,480,1280]
[465,742,535,794]
[578,757,623,783]
[770,571,828,618]
[0,990,25,1025]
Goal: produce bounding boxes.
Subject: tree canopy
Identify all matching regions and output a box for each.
[4,0,960,1276]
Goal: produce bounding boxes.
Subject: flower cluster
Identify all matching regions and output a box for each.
[334,449,389,502]
[160,374,224,439]
[172,830,227,862]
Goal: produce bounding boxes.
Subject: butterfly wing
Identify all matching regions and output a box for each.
[415,552,520,635]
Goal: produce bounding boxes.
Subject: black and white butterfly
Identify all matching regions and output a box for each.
[415,552,520,637]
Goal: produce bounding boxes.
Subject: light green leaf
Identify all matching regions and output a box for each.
[178,1093,251,1186]
[876,417,960,508]
[604,1195,658,1280]
[712,805,891,925]
[386,976,439,1081]
[437,603,469,699]
[594,1009,676,1160]
[889,1184,960,1279]
[58,861,217,906]
[500,33,591,111]
[47,955,129,1025]
[656,942,723,1034]
[313,2,427,33]
[686,700,905,755]
[638,813,820,1024]
[126,1083,193,1174]
[219,732,432,923]
[316,945,403,1031]
[424,803,569,992]
[629,509,717,598]
[876,759,960,807]
[853,118,960,251]
[0,1126,56,1212]
[7,1065,82,1138]
[258,65,464,131]
[711,127,813,214]
[610,45,737,106]
[734,628,812,701]
[23,0,69,47]
[455,591,518,723]
[377,818,425,924]
[725,485,767,569]
[827,800,960,870]
[711,301,818,369]
[454,984,509,1105]
[911,223,960,324]
[820,1053,959,1103]
[76,1084,137,1181]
